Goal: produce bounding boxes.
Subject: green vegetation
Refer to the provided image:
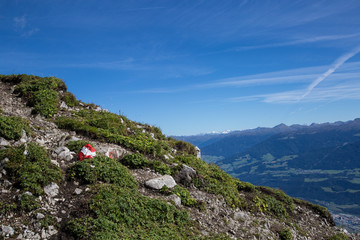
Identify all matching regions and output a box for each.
[0,200,17,215]
[1,143,63,195]
[68,155,138,189]
[161,185,198,207]
[176,155,245,209]
[18,194,41,212]
[65,184,226,239]
[61,92,78,107]
[278,228,292,240]
[293,198,334,225]
[0,114,31,140]
[0,74,72,118]
[121,153,171,174]
[327,233,349,240]
[56,109,171,157]
[121,153,150,169]
[66,140,91,153]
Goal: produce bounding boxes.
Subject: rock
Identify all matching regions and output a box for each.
[35,138,46,145]
[36,213,45,219]
[168,194,182,206]
[1,157,9,168]
[44,182,59,197]
[195,146,201,159]
[60,101,69,109]
[1,225,15,237]
[23,229,40,239]
[70,136,80,141]
[19,129,27,143]
[234,211,249,221]
[145,175,177,190]
[54,147,67,155]
[58,150,74,161]
[0,138,10,146]
[24,191,33,196]
[51,160,60,167]
[74,188,83,195]
[174,164,197,185]
[3,180,12,188]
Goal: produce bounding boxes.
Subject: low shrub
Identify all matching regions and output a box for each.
[0,114,31,141]
[66,140,91,153]
[149,160,172,175]
[61,92,78,107]
[68,156,138,189]
[30,89,59,117]
[257,186,294,212]
[1,143,63,195]
[66,184,207,240]
[253,195,288,218]
[171,186,197,207]
[18,194,40,212]
[121,153,149,169]
[293,198,334,225]
[0,200,17,215]
[176,155,245,209]
[327,233,349,240]
[278,228,292,240]
[237,181,257,192]
[10,75,66,118]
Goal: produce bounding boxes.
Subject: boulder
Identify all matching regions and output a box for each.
[174,164,197,185]
[145,175,177,190]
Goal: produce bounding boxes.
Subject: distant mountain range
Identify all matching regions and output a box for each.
[176,118,360,231]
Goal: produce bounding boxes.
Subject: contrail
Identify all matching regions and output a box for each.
[299,45,360,100]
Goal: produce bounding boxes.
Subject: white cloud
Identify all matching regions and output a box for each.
[299,45,360,101]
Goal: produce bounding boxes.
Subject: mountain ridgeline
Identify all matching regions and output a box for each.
[0,74,356,239]
[176,120,360,232]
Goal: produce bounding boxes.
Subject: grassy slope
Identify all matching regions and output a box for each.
[0,74,343,239]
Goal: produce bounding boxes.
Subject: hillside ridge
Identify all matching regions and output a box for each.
[0,74,356,240]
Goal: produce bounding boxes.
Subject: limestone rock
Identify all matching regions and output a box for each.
[74,188,83,195]
[0,138,10,146]
[174,164,197,185]
[168,194,182,206]
[145,175,177,190]
[60,101,69,109]
[195,146,201,159]
[44,182,59,197]
[1,225,15,237]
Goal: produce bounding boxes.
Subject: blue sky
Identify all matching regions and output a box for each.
[1,0,360,135]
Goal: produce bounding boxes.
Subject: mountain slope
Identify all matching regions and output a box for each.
[179,119,360,232]
[0,74,355,239]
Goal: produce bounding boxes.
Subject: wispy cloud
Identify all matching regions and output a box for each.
[13,15,39,37]
[299,45,360,101]
[228,83,360,104]
[135,61,360,94]
[14,16,26,30]
[230,34,360,51]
